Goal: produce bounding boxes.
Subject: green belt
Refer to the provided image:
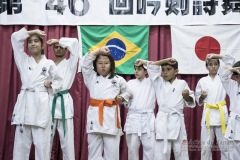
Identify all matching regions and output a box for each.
[52,89,69,136]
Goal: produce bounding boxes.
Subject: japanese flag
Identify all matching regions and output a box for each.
[171,25,240,74]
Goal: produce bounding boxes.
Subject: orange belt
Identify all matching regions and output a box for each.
[90,98,120,128]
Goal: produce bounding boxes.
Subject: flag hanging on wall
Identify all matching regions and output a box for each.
[78,26,149,74]
[171,25,240,74]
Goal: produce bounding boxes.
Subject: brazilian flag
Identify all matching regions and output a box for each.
[79,26,149,74]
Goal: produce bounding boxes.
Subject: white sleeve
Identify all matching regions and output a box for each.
[48,61,63,94]
[219,66,236,96]
[119,77,132,103]
[124,81,133,108]
[11,28,29,72]
[59,38,79,70]
[147,64,163,90]
[81,54,96,89]
[219,54,237,95]
[147,64,161,81]
[184,81,196,108]
[195,79,204,106]
[222,54,235,67]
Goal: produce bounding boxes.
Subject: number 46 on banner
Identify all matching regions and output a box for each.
[0,0,90,16]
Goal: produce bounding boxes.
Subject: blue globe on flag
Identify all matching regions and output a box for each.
[106,38,126,61]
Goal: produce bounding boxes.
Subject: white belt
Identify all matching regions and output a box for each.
[158,107,184,154]
[21,86,47,92]
[18,86,48,133]
[128,109,154,138]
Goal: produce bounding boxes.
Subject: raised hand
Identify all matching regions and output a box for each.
[47,39,59,46]
[99,46,110,55]
[206,54,223,60]
[135,59,147,66]
[167,58,176,65]
[28,29,46,38]
[230,67,240,74]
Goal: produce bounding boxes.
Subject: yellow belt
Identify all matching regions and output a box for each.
[205,100,226,134]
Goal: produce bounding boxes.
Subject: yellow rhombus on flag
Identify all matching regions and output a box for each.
[79,26,149,74]
[89,31,141,67]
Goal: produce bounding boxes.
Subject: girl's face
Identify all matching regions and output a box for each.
[96,55,111,77]
[27,35,43,55]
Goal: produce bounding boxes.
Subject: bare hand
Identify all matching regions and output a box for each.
[135,59,147,66]
[206,53,222,60]
[167,58,176,65]
[230,67,240,74]
[28,29,46,38]
[129,92,133,99]
[182,89,193,103]
[44,80,52,88]
[99,47,110,55]
[115,95,124,105]
[200,90,208,100]
[47,39,59,46]
[182,89,190,98]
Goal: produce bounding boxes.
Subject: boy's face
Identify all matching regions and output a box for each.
[161,65,178,83]
[134,66,147,80]
[53,43,67,57]
[206,59,219,75]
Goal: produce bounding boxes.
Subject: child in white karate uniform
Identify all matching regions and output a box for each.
[46,38,79,160]
[195,57,229,160]
[11,28,62,160]
[135,58,195,160]
[195,59,228,160]
[81,47,132,160]
[207,53,240,160]
[124,63,156,160]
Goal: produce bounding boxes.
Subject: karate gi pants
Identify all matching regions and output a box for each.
[13,124,51,160]
[88,133,121,160]
[228,141,240,160]
[126,132,155,160]
[154,135,189,160]
[201,125,229,160]
[51,118,75,160]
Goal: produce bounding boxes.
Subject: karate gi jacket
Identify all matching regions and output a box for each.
[82,54,132,135]
[11,28,62,128]
[147,64,195,141]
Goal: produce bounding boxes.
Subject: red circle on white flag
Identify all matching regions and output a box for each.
[195,36,220,61]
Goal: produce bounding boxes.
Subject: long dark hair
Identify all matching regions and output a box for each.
[26,34,44,55]
[93,54,115,79]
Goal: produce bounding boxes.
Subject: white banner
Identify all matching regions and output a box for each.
[171,25,240,74]
[1,0,240,25]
